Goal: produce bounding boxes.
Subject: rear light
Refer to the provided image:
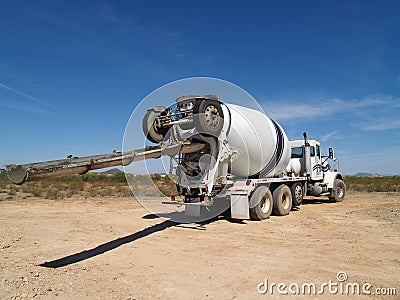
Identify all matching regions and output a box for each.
[246,180,251,186]
[334,169,337,172]
[171,195,175,201]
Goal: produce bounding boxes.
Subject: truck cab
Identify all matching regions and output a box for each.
[289,139,324,181]
[288,134,345,202]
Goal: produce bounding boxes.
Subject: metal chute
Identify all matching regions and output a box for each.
[6,142,205,185]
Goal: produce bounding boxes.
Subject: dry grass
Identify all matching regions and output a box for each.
[344,176,400,192]
[0,172,176,200]
[1,171,399,201]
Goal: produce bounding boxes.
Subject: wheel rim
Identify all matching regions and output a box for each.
[153,117,163,133]
[337,185,344,198]
[282,194,289,209]
[261,195,270,213]
[204,105,221,129]
[295,185,302,201]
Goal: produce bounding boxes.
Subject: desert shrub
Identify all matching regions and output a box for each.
[109,172,127,183]
[344,176,400,193]
[156,183,176,197]
[81,172,100,182]
[0,171,179,199]
[0,171,11,192]
[115,185,132,197]
[151,174,162,181]
[8,185,18,195]
[15,176,84,199]
[0,170,7,182]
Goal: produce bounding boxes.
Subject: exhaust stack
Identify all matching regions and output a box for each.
[303,132,311,178]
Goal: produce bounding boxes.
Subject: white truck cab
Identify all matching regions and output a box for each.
[289,139,324,181]
[288,133,345,202]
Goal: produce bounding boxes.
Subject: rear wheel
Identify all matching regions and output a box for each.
[329,179,346,202]
[273,184,292,216]
[193,99,224,136]
[249,186,273,220]
[291,182,304,207]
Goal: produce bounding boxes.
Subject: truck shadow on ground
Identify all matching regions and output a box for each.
[39,211,238,269]
[302,198,334,205]
[39,219,176,268]
[39,199,329,269]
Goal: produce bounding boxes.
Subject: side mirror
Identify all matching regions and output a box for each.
[328,147,335,160]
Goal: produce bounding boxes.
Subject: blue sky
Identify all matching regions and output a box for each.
[1,0,399,175]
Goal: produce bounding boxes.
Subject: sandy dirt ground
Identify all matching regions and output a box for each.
[0,192,399,299]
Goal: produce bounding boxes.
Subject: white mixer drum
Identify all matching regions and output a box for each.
[225,104,291,178]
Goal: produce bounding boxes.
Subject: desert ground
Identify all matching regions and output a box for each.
[0,192,399,299]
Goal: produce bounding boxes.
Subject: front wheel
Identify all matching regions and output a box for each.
[329,179,346,202]
[291,182,304,207]
[249,186,273,220]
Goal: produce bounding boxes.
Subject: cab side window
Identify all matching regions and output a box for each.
[291,147,303,158]
[310,146,315,157]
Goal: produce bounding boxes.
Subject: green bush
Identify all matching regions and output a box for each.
[109,172,127,183]
[80,172,100,182]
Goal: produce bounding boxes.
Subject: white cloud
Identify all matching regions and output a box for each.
[0,82,52,107]
[0,100,51,115]
[356,118,400,131]
[262,94,400,132]
[31,11,95,35]
[320,130,339,142]
[264,102,332,120]
[0,61,39,87]
[263,98,346,120]
[340,148,400,175]
[96,4,120,23]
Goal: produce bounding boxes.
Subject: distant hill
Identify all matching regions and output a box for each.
[353,172,380,177]
[99,168,123,175]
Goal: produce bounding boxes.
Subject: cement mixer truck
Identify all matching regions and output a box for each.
[5,95,345,221]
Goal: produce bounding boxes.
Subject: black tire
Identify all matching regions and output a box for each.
[193,99,224,136]
[142,107,169,143]
[291,182,304,207]
[249,186,273,220]
[273,184,292,216]
[329,179,346,202]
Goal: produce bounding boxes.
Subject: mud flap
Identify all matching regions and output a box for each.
[230,194,250,219]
